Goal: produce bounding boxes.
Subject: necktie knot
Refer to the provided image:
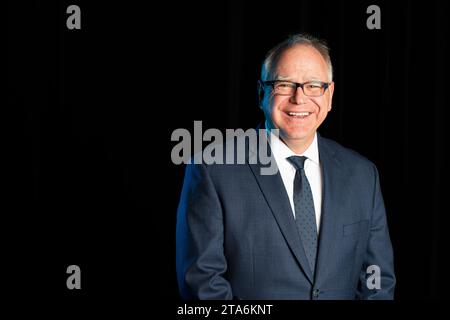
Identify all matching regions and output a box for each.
[287,156,307,170]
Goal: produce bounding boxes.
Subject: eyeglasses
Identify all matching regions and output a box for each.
[260,80,331,97]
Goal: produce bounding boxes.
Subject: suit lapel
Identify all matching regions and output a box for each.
[247,132,314,283]
[314,135,352,284]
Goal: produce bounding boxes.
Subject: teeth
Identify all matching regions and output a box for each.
[288,112,310,116]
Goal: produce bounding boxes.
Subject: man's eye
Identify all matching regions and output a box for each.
[276,82,293,88]
[306,83,322,89]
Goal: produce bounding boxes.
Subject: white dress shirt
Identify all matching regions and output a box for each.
[269,131,323,233]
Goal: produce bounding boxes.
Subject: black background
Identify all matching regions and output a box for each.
[7,0,450,311]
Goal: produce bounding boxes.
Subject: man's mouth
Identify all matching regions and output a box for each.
[286,111,312,119]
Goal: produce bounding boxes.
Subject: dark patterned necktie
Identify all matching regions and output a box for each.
[287,156,318,275]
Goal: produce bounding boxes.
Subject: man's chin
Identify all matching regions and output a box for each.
[280,131,313,142]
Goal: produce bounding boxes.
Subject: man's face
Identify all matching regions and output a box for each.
[261,45,334,144]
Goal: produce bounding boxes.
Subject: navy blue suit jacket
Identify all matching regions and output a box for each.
[176,132,395,299]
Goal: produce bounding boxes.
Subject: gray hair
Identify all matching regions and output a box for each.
[261,33,333,82]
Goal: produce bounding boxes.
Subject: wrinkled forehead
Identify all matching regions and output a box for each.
[270,45,329,81]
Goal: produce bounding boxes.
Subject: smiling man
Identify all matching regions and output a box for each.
[259,40,334,155]
[176,33,396,300]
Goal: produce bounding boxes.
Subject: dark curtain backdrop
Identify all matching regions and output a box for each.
[7,0,450,306]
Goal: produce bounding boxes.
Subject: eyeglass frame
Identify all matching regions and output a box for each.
[259,79,331,97]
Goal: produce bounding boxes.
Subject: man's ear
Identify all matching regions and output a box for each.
[328,81,335,111]
[257,80,264,109]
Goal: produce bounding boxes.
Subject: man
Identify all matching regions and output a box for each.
[176,34,395,299]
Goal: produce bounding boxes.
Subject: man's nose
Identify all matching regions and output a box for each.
[290,86,307,104]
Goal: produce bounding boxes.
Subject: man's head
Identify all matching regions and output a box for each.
[259,34,334,150]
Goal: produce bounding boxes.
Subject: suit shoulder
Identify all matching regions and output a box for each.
[320,136,376,170]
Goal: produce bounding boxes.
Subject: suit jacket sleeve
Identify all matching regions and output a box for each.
[176,162,233,300]
[357,164,396,299]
